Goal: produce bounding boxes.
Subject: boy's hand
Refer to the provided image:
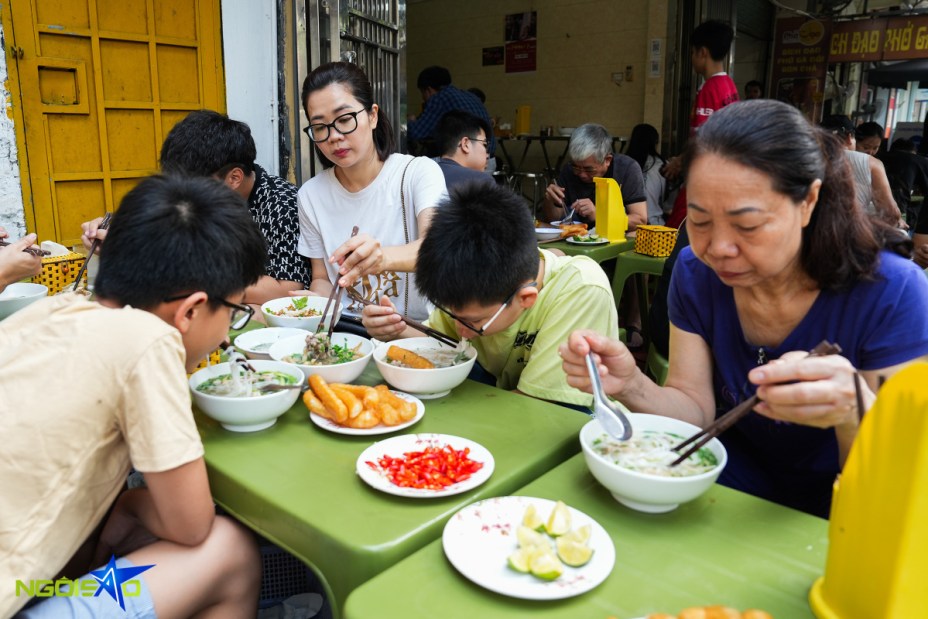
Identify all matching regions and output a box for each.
[91,491,157,567]
[361,295,406,340]
[80,216,108,253]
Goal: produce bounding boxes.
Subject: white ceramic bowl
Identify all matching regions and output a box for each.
[580,414,727,513]
[260,296,339,331]
[268,332,373,384]
[535,227,562,242]
[0,282,48,320]
[189,360,303,432]
[234,327,311,360]
[558,126,576,137]
[372,337,476,399]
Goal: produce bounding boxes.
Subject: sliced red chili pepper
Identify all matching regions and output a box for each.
[373,444,484,490]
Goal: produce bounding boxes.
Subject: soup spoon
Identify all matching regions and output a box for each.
[585,352,633,441]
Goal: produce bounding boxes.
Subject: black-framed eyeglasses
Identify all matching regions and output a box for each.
[435,281,537,336]
[468,136,489,148]
[570,163,602,175]
[303,108,367,143]
[164,294,254,330]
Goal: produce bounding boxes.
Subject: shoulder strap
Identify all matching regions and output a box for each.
[399,157,415,316]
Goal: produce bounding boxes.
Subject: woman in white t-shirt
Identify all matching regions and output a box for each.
[625,123,668,225]
[296,62,446,320]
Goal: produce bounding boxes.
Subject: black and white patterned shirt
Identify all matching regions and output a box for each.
[248,165,311,286]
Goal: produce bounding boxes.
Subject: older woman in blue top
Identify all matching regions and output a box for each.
[560,100,928,518]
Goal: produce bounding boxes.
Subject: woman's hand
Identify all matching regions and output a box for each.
[0,233,43,287]
[330,232,384,286]
[748,352,870,430]
[80,217,108,253]
[559,329,639,397]
[360,295,407,340]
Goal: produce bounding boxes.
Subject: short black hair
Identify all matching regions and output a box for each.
[745,79,763,92]
[417,66,452,90]
[820,114,856,138]
[416,182,538,308]
[436,110,491,157]
[160,110,257,176]
[855,121,884,141]
[691,20,734,61]
[94,175,267,309]
[891,137,916,153]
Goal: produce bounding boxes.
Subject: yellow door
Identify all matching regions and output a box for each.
[3,0,225,246]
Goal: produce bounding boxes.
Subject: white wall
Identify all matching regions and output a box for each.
[221,0,280,174]
[0,20,27,238]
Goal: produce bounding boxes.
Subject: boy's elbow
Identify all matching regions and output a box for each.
[166,512,215,547]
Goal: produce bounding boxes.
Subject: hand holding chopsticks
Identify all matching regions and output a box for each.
[71,212,112,292]
[669,340,844,467]
[0,239,50,257]
[317,226,359,336]
[344,286,459,348]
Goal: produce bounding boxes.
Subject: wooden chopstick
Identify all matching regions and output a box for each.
[317,225,359,335]
[344,287,460,348]
[0,240,51,257]
[669,340,843,467]
[71,212,112,291]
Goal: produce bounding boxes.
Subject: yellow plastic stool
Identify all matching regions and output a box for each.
[809,362,928,618]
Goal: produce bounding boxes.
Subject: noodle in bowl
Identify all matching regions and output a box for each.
[580,413,726,513]
[373,337,477,399]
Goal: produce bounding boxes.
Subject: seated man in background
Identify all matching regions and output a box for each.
[541,123,647,229]
[361,182,618,409]
[0,227,42,293]
[433,110,495,190]
[1,175,264,618]
[82,110,310,305]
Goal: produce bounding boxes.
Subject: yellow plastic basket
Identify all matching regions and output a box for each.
[34,252,87,295]
[191,348,224,373]
[634,225,678,257]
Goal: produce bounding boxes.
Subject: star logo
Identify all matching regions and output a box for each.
[89,555,155,611]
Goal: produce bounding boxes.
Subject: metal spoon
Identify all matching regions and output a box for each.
[585,352,633,441]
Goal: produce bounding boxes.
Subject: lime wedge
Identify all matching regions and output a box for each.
[522,504,545,531]
[507,547,532,573]
[529,551,564,581]
[545,500,572,537]
[561,524,592,544]
[556,537,594,567]
[516,525,548,550]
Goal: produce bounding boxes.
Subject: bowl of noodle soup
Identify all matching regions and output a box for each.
[580,413,727,513]
[372,337,477,399]
[189,360,303,432]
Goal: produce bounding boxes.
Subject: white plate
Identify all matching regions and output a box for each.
[565,236,609,245]
[309,390,425,435]
[442,496,615,600]
[357,433,494,498]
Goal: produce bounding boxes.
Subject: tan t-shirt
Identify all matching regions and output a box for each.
[429,250,619,406]
[0,295,204,616]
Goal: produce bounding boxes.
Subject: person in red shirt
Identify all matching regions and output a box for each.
[664,20,740,228]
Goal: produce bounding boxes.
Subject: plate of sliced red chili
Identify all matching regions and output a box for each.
[356,433,494,498]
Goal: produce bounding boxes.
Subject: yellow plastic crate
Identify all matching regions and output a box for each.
[634,225,678,257]
[34,252,86,295]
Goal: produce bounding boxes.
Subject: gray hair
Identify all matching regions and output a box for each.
[568,123,612,163]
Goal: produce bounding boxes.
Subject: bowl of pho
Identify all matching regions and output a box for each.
[580,413,726,513]
[268,332,373,384]
[372,337,477,399]
[0,282,48,320]
[189,360,303,432]
[535,227,562,242]
[234,327,311,360]
[261,295,338,331]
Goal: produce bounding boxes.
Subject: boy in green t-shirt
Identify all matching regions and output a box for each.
[362,181,618,407]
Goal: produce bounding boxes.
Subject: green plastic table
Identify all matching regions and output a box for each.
[343,454,829,619]
[542,236,635,262]
[197,366,589,617]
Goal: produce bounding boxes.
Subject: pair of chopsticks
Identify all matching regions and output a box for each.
[0,240,50,257]
[344,286,460,348]
[317,226,360,339]
[71,212,112,291]
[669,340,843,467]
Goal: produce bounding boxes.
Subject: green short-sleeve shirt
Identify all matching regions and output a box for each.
[429,250,618,406]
